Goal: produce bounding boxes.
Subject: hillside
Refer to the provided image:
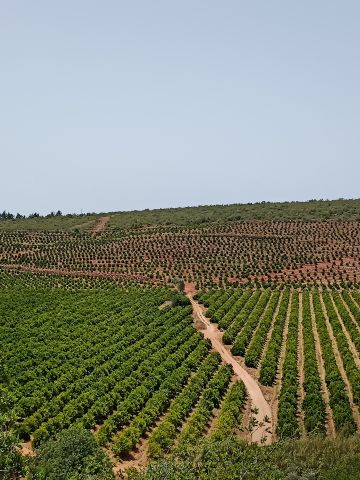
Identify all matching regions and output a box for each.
[1,198,360,232]
[2,198,360,479]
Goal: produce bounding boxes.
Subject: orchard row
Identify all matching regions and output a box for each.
[197,286,360,436]
[1,220,360,288]
[1,278,247,460]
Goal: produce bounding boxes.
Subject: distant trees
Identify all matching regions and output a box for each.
[0,211,14,220]
[0,210,89,220]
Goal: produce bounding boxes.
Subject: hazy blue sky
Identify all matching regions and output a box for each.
[1,1,359,215]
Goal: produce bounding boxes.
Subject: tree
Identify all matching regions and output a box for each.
[28,426,114,480]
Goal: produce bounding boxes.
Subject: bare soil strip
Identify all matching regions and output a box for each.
[331,295,360,369]
[319,292,360,429]
[188,294,273,445]
[92,216,110,236]
[339,293,360,335]
[297,291,305,433]
[271,290,292,436]
[309,291,335,436]
[349,292,360,314]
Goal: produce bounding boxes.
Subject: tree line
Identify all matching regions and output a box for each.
[0,210,95,220]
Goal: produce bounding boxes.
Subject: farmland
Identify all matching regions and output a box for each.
[2,199,360,477]
[1,220,360,289]
[0,272,247,472]
[196,285,360,437]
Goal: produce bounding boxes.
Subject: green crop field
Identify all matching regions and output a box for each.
[2,199,360,479]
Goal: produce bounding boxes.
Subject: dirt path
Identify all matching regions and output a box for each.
[188,295,273,445]
[92,216,110,236]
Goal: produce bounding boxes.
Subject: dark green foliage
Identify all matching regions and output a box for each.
[222,290,262,344]
[147,353,221,458]
[301,291,326,434]
[277,292,300,438]
[322,291,360,406]
[2,198,360,232]
[312,290,356,433]
[177,364,233,451]
[28,426,114,480]
[111,341,211,457]
[211,381,247,440]
[109,198,360,228]
[259,289,290,385]
[0,282,196,446]
[231,290,272,356]
[0,388,24,480]
[127,435,360,480]
[244,291,281,367]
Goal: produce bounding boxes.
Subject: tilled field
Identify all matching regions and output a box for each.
[1,221,360,288]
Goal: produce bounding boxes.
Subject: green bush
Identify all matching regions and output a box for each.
[28,426,114,480]
[127,435,360,480]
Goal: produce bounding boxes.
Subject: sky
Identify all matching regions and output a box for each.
[1,1,359,215]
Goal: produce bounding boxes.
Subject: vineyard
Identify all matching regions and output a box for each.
[2,201,360,477]
[196,285,360,437]
[1,220,360,289]
[1,274,248,473]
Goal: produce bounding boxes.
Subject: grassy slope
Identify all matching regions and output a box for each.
[109,198,360,228]
[0,214,99,232]
[1,199,360,231]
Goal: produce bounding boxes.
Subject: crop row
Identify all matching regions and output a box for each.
[331,291,360,353]
[147,353,222,458]
[312,291,356,433]
[176,364,233,451]
[18,310,191,439]
[277,291,299,438]
[259,289,290,385]
[301,291,326,433]
[210,381,247,441]
[230,290,272,356]
[243,291,281,367]
[31,325,202,446]
[222,291,263,344]
[16,306,189,416]
[110,341,212,456]
[321,291,360,406]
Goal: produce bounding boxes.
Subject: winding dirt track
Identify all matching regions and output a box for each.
[188,295,273,444]
[92,216,110,236]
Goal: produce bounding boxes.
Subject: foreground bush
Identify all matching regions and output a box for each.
[28,426,114,480]
[127,435,360,480]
